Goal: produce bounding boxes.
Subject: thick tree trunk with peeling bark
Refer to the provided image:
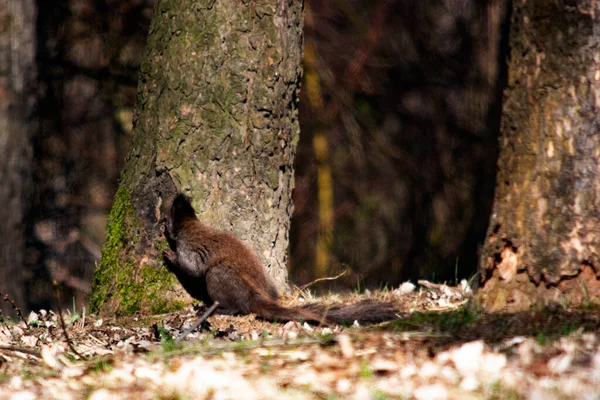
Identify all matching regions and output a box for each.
[91,0,303,315]
[478,1,600,311]
[0,0,36,315]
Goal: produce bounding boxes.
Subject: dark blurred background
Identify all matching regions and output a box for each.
[3,0,506,312]
[292,0,505,291]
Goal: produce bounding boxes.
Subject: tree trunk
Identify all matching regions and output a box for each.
[91,0,304,315]
[0,0,36,315]
[478,0,600,311]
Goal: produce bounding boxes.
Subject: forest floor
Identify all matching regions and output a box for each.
[1,281,600,399]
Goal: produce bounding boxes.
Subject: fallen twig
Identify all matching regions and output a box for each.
[0,345,41,358]
[0,292,28,327]
[176,301,220,343]
[298,270,348,292]
[54,282,85,359]
[418,280,448,290]
[164,336,332,359]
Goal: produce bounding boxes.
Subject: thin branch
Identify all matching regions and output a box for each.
[298,270,348,292]
[176,301,220,343]
[0,345,41,358]
[54,283,85,359]
[0,292,28,327]
[166,336,332,358]
[417,280,449,290]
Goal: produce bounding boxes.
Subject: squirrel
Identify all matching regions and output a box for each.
[163,193,398,325]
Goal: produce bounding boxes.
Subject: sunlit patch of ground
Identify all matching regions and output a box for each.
[1,281,600,399]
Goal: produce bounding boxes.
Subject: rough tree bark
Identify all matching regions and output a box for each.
[0,0,36,315]
[479,0,600,311]
[91,0,304,315]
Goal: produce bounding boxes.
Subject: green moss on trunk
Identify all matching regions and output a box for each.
[90,186,184,315]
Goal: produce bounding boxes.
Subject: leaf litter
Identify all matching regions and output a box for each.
[1,280,600,399]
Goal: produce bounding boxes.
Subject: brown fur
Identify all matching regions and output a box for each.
[163,194,398,325]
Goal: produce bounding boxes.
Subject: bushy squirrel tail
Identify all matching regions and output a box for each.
[251,296,398,325]
[301,300,398,325]
[249,296,331,324]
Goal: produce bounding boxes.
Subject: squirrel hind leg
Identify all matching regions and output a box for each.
[205,264,253,315]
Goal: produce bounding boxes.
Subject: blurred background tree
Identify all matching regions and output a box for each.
[2,0,507,313]
[0,0,37,315]
[24,0,153,311]
[291,0,506,291]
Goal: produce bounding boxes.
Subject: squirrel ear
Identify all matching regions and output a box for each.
[173,193,190,206]
[171,193,198,222]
